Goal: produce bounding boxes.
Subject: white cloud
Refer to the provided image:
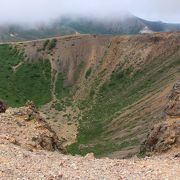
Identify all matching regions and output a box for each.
[0,0,179,24]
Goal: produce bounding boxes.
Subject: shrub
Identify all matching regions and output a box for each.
[48,39,57,50]
[53,103,63,111]
[43,40,50,50]
[85,68,92,79]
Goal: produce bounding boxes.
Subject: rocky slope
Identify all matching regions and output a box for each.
[0,104,180,179]
[1,142,180,179]
[142,81,180,154]
[0,101,63,152]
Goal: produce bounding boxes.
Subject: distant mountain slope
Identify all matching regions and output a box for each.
[0,15,180,42]
[57,16,180,35]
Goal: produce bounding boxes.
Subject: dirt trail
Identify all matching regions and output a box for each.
[12,61,23,72]
[51,69,58,103]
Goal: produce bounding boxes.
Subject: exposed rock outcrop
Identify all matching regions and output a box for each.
[165,80,180,117]
[142,119,180,153]
[141,81,180,153]
[0,100,7,113]
[0,102,64,152]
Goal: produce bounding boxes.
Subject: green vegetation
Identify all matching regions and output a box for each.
[52,102,63,111]
[52,73,72,111]
[85,68,92,79]
[48,39,57,50]
[74,62,84,82]
[0,37,179,158]
[67,138,139,156]
[67,55,180,156]
[55,73,70,100]
[13,59,52,106]
[43,39,50,50]
[37,39,57,51]
[0,44,52,107]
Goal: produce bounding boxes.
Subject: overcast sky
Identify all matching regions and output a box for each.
[0,0,180,24]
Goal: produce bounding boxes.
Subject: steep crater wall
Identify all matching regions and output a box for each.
[0,32,179,158]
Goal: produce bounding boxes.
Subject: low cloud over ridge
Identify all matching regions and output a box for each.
[0,0,179,24]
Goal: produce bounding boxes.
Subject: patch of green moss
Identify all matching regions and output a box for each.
[0,44,52,107]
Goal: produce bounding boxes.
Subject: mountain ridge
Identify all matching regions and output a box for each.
[0,14,180,42]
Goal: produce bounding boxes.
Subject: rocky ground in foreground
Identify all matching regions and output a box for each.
[0,101,63,152]
[1,143,180,179]
[0,107,180,180]
[0,80,180,179]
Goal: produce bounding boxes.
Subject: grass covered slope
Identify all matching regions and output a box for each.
[66,33,180,157]
[0,32,179,158]
[68,55,179,157]
[0,44,52,107]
